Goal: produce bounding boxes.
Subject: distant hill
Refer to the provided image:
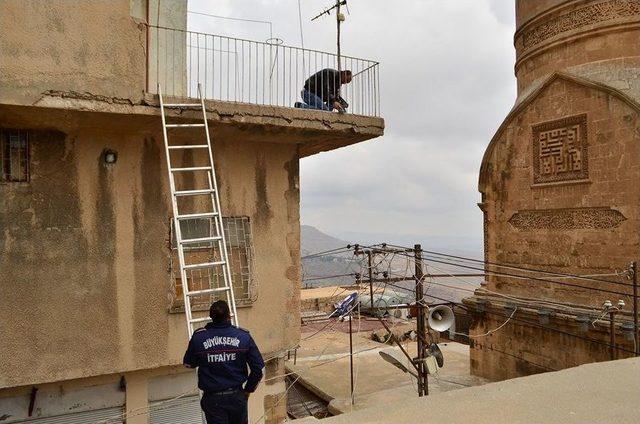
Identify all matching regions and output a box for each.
[301,225,350,256]
[301,225,354,287]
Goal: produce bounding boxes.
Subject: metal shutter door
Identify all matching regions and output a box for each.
[149,396,203,424]
[13,407,124,423]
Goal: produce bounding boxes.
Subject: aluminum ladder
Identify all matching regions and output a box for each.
[158,83,239,338]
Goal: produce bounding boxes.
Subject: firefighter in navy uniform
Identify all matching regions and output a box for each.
[184,300,265,424]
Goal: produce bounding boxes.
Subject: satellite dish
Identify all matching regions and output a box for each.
[428,305,455,332]
[379,349,418,378]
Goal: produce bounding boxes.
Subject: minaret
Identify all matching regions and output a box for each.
[468,0,640,380]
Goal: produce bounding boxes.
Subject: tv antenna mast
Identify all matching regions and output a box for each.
[312,1,348,77]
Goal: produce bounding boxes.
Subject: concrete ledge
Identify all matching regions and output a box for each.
[293,357,640,423]
[1,91,384,157]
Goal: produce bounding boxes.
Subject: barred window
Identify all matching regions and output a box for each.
[170,216,255,311]
[1,129,30,182]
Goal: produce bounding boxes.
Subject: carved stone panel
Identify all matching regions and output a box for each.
[521,0,640,52]
[508,207,626,230]
[532,114,588,184]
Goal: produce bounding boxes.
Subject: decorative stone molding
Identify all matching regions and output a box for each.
[508,207,626,230]
[532,114,588,184]
[479,72,640,193]
[521,0,640,51]
[513,0,640,70]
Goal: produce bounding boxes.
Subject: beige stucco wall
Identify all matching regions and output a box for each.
[0,0,187,105]
[0,105,301,389]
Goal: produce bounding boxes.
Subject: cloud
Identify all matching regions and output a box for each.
[188,0,517,252]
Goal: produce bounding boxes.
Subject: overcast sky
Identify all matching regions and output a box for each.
[188,0,517,254]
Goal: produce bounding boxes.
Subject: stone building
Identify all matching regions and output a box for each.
[0,1,383,423]
[465,0,640,381]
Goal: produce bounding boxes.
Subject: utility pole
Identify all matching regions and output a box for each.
[609,307,617,361]
[414,244,428,396]
[367,250,374,309]
[353,243,438,397]
[348,311,354,405]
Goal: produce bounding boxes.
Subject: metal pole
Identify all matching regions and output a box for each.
[376,316,421,375]
[609,309,616,361]
[349,311,354,405]
[414,244,428,396]
[336,0,341,74]
[368,250,374,309]
[633,261,639,356]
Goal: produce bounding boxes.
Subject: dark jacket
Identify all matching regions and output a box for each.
[183,321,265,393]
[304,68,342,104]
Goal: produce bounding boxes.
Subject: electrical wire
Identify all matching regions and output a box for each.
[302,272,355,282]
[297,0,306,76]
[384,243,632,287]
[188,11,273,41]
[386,251,635,297]
[301,245,352,259]
[458,306,517,338]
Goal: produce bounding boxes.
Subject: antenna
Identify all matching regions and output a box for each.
[311,0,347,21]
[311,1,348,96]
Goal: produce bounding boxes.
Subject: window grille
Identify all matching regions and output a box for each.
[0,129,30,182]
[170,216,255,310]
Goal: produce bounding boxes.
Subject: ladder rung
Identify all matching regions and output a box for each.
[171,166,212,172]
[175,189,215,196]
[181,236,222,245]
[164,103,202,108]
[168,145,209,150]
[183,260,226,270]
[166,123,206,128]
[176,212,218,220]
[186,287,231,297]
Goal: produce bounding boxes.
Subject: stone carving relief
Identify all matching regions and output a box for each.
[532,114,588,184]
[521,0,640,51]
[508,208,626,230]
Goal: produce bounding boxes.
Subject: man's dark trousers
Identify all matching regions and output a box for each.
[201,390,248,424]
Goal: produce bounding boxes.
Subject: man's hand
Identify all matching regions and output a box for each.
[333,101,345,113]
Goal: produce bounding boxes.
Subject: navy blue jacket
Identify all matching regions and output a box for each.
[183,321,265,393]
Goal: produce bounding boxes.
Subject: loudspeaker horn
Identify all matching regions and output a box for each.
[428,305,454,332]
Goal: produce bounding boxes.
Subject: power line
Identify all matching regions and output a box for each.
[188,10,273,40]
[297,0,307,76]
[378,249,633,297]
[384,243,631,287]
[420,255,632,297]
[302,272,355,282]
[301,245,352,259]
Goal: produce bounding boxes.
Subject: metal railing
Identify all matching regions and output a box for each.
[147,25,380,117]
